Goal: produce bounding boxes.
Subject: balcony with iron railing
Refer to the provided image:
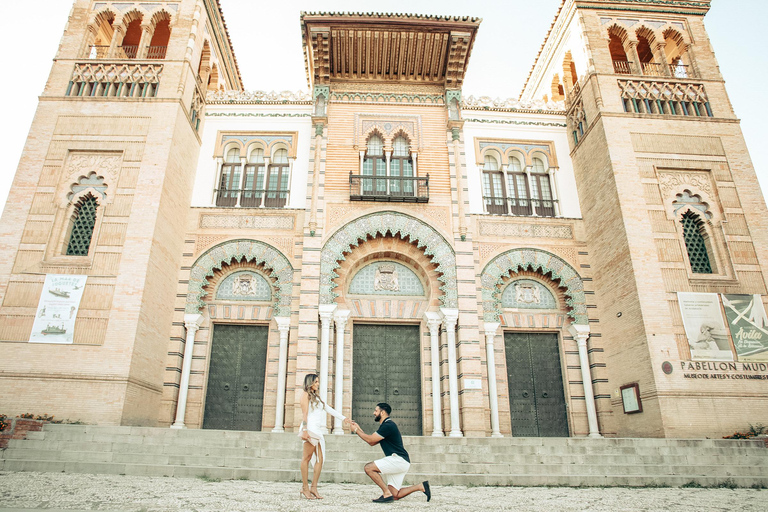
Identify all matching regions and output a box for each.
[215,189,289,208]
[612,60,697,79]
[87,45,168,60]
[349,173,429,203]
[483,197,558,218]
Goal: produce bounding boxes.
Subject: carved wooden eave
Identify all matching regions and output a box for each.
[300,12,481,89]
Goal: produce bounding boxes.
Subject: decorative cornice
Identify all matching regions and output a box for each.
[463,118,568,128]
[206,113,312,118]
[207,90,313,104]
[463,95,565,113]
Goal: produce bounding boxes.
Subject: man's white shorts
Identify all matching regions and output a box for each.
[374,454,411,490]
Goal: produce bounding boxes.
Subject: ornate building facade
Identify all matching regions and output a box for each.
[1,0,766,439]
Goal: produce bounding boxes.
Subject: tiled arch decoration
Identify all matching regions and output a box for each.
[481,248,588,325]
[186,239,293,317]
[320,212,457,308]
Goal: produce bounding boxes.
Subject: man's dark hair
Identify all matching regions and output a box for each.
[376,402,392,415]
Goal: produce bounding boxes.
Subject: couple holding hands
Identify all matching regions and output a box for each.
[299,373,431,503]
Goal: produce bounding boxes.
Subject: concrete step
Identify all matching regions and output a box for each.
[4,445,768,470]
[3,458,768,489]
[3,424,766,488]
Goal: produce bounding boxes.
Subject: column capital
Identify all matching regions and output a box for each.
[483,322,501,339]
[568,323,591,343]
[319,304,338,321]
[439,307,459,326]
[424,311,441,330]
[183,314,203,331]
[275,316,291,333]
[333,309,351,327]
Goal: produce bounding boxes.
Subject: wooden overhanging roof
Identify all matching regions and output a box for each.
[300,12,481,89]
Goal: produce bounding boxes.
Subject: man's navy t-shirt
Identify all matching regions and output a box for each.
[375,418,410,463]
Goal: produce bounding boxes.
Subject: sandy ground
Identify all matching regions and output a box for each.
[1,472,767,511]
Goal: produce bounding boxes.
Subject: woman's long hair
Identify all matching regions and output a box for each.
[303,373,324,409]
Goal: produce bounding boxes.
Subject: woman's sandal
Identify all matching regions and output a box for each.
[310,489,324,499]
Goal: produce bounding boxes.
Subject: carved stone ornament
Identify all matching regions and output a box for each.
[60,153,122,205]
[320,211,457,308]
[232,274,258,296]
[206,90,313,104]
[374,264,400,292]
[658,170,713,198]
[515,282,541,304]
[462,95,565,112]
[186,239,293,317]
[481,248,588,325]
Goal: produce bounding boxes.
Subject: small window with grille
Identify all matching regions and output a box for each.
[66,195,99,256]
[680,211,713,274]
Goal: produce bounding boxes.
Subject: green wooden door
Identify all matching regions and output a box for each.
[203,324,269,431]
[353,324,422,436]
[504,332,569,437]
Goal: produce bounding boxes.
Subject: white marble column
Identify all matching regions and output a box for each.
[333,310,351,434]
[171,314,203,429]
[318,304,337,433]
[483,322,503,438]
[440,308,463,437]
[272,317,291,433]
[568,323,602,438]
[424,312,443,437]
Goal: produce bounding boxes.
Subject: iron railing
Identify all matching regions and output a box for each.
[641,62,666,77]
[118,45,139,59]
[670,64,692,79]
[87,45,110,59]
[349,173,429,203]
[483,197,558,217]
[613,60,633,74]
[147,46,168,59]
[215,189,288,208]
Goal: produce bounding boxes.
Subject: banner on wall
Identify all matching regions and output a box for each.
[721,294,768,362]
[677,292,733,361]
[29,275,88,344]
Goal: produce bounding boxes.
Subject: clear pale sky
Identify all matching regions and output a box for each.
[0,0,765,210]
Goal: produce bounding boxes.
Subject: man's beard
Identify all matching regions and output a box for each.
[374,413,381,422]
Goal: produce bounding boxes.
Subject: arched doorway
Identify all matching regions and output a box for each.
[320,212,456,436]
[185,239,294,431]
[481,248,590,437]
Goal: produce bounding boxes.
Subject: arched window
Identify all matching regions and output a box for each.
[119,17,143,59]
[636,34,663,76]
[88,12,115,58]
[530,158,555,217]
[265,149,290,207]
[241,148,265,207]
[482,154,507,214]
[362,135,385,195]
[506,156,531,216]
[609,33,631,74]
[66,195,99,256]
[680,211,714,274]
[216,147,241,207]
[664,29,690,78]
[148,18,171,59]
[391,136,414,197]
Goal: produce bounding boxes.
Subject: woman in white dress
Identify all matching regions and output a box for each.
[299,373,350,499]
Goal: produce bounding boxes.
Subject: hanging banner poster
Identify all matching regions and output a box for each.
[29,274,88,344]
[721,294,768,362]
[677,292,733,361]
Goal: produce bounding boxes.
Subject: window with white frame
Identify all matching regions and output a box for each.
[362,134,386,194]
[242,148,265,207]
[480,149,558,218]
[265,149,290,207]
[216,147,241,207]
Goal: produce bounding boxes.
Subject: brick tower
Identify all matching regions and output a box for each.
[0,0,241,425]
[522,0,768,436]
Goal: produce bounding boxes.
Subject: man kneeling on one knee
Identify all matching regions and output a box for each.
[351,402,431,503]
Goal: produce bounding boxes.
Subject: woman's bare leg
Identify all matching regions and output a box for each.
[300,441,315,499]
[310,444,324,498]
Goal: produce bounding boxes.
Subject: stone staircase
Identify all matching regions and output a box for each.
[2,424,767,488]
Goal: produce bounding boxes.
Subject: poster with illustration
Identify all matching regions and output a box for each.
[29,274,88,344]
[721,294,768,362]
[677,292,733,361]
